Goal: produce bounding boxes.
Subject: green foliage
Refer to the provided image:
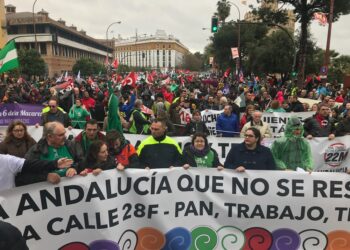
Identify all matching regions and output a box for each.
[18,49,46,77]
[181,53,204,71]
[252,0,350,84]
[116,64,131,73]
[216,0,231,24]
[211,21,268,70]
[245,30,294,75]
[72,57,105,76]
[329,55,350,82]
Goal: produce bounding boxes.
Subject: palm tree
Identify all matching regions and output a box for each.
[216,0,231,24]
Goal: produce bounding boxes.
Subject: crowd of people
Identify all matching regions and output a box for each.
[1,72,350,192]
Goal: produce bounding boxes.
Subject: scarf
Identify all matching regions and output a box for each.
[189,144,210,157]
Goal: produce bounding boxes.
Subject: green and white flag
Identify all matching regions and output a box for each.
[0,40,19,73]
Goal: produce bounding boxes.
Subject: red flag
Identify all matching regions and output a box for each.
[87,76,94,85]
[146,72,154,84]
[313,12,328,26]
[140,105,154,115]
[55,79,74,92]
[151,70,157,77]
[224,68,231,78]
[104,56,109,67]
[121,72,137,88]
[112,59,119,69]
[239,70,244,83]
[186,75,194,82]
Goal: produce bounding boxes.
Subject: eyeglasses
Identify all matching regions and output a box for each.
[13,129,24,133]
[244,134,255,138]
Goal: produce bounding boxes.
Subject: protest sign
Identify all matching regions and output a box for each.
[0,169,349,249]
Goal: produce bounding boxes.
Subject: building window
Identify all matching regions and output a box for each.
[40,43,47,55]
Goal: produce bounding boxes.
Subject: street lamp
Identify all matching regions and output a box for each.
[32,0,38,50]
[105,21,121,65]
[229,1,241,72]
[323,0,335,76]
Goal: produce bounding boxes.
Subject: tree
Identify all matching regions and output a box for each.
[245,30,294,79]
[211,21,268,71]
[329,55,350,82]
[72,58,105,76]
[18,49,46,78]
[216,0,231,24]
[251,0,350,86]
[181,53,203,71]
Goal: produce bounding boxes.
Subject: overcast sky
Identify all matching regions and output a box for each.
[6,0,350,56]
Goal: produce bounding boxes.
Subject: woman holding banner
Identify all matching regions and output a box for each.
[183,132,223,170]
[0,120,36,158]
[79,140,115,176]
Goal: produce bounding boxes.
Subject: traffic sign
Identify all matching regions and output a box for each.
[320,65,328,75]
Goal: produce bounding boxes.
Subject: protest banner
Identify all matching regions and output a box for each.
[201,109,223,135]
[0,169,349,249]
[200,110,313,137]
[0,103,42,125]
[261,112,312,137]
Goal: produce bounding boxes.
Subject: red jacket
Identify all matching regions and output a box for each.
[82,97,96,111]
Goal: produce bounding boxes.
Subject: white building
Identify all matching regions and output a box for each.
[114,30,190,70]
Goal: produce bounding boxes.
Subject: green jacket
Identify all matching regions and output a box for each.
[271,116,313,171]
[69,105,90,129]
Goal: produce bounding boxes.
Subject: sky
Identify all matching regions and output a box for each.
[5,0,350,56]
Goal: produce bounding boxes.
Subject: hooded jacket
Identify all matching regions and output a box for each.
[271,117,313,171]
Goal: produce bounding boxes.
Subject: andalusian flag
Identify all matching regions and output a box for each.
[106,81,123,135]
[0,41,19,73]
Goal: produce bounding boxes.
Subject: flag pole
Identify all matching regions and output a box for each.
[323,0,334,75]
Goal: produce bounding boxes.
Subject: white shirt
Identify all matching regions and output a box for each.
[0,154,25,192]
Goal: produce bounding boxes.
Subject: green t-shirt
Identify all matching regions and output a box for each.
[41,145,73,176]
[194,150,214,168]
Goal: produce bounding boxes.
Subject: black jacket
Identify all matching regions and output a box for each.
[335,118,350,136]
[0,221,28,250]
[287,100,304,112]
[224,143,276,170]
[15,139,84,186]
[185,121,210,136]
[138,134,184,168]
[303,115,335,137]
[41,110,71,127]
[79,155,116,173]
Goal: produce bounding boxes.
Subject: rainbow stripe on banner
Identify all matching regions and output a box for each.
[58,227,348,250]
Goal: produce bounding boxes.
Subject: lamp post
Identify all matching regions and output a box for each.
[32,0,38,50]
[323,0,335,76]
[229,1,241,73]
[105,21,121,65]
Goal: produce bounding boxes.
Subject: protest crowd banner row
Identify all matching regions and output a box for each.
[0,104,349,249]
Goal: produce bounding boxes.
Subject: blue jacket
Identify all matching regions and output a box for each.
[216,113,239,137]
[224,142,276,170]
[120,93,136,121]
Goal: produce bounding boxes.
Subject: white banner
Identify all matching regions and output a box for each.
[200,110,313,138]
[261,112,312,138]
[1,170,349,249]
[201,109,223,135]
[179,108,192,125]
